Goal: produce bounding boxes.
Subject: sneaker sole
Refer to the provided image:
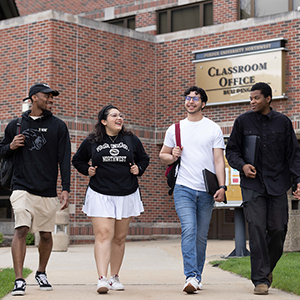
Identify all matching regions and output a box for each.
[254,291,268,295]
[12,290,25,296]
[109,286,125,291]
[183,283,197,294]
[35,278,53,291]
[39,287,53,291]
[97,286,109,294]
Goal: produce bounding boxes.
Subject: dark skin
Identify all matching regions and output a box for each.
[244,89,300,199]
[10,92,69,210]
[10,91,69,280]
[242,89,271,179]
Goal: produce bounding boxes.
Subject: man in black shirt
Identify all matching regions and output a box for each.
[226,82,300,295]
[0,83,71,296]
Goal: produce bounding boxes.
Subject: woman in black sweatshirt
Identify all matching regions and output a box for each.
[72,105,149,294]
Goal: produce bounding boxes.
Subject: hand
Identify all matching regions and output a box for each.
[242,164,257,178]
[130,163,139,175]
[88,166,97,177]
[60,190,70,210]
[10,134,26,150]
[172,146,183,161]
[293,183,300,199]
[214,188,225,203]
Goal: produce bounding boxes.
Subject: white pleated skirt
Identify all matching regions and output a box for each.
[82,186,144,220]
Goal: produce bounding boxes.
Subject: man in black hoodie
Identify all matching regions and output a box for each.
[0,83,71,296]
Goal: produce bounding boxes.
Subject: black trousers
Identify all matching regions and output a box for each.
[241,187,288,287]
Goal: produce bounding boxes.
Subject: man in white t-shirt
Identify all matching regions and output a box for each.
[159,86,226,294]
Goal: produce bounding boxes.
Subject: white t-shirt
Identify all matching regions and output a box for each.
[164,117,225,191]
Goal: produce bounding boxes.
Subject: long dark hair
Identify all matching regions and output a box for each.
[88,105,132,143]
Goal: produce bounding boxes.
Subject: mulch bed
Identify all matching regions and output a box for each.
[0,236,12,247]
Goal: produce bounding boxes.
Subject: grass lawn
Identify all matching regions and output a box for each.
[210,252,300,295]
[0,268,32,299]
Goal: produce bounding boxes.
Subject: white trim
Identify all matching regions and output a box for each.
[215,201,242,208]
[193,47,288,63]
[136,25,156,32]
[104,7,114,21]
[192,37,286,54]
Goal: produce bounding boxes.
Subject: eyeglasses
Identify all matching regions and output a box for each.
[108,113,125,119]
[185,96,200,102]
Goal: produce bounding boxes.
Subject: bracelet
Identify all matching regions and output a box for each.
[219,185,227,191]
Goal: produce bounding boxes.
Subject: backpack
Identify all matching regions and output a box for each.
[165,122,181,195]
[0,117,22,190]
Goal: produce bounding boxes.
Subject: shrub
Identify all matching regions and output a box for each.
[0,232,3,244]
[26,232,35,245]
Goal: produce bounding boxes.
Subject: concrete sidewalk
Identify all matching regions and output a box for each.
[1,239,300,300]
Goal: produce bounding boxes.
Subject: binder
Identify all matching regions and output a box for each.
[243,135,260,167]
[202,168,227,204]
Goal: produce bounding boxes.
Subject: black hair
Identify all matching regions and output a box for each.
[88,105,132,143]
[250,82,272,103]
[184,86,208,103]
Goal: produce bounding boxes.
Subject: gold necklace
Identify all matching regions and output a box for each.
[108,134,118,143]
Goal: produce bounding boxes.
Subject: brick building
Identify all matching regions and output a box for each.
[1,0,300,244]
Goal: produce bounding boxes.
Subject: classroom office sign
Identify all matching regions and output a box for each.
[193,38,287,106]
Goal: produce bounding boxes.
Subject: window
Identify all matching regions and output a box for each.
[0,0,19,20]
[107,16,135,30]
[240,0,296,19]
[157,2,213,34]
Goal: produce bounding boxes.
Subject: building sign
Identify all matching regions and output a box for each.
[193,38,287,105]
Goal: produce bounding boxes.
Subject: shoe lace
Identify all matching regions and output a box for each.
[110,275,120,284]
[38,274,49,284]
[99,276,107,282]
[15,280,25,288]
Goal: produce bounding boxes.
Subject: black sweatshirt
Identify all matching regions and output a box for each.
[0,110,71,197]
[72,134,149,196]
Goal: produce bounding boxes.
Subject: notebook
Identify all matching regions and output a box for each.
[202,168,227,204]
[243,135,260,167]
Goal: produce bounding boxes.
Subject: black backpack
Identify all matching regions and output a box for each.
[0,117,22,190]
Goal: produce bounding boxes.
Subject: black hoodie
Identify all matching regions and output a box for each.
[0,110,71,197]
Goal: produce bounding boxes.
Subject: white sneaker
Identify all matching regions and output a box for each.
[109,274,125,291]
[198,282,203,290]
[97,276,110,294]
[183,277,199,294]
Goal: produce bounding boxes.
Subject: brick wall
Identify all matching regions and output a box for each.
[15,0,240,31]
[156,18,300,127]
[214,0,238,25]
[1,10,300,242]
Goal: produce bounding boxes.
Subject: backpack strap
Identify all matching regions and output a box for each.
[175,122,181,148]
[16,117,22,135]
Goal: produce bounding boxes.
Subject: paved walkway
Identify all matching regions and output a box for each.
[1,239,300,300]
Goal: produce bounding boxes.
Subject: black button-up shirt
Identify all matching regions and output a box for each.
[226,108,300,196]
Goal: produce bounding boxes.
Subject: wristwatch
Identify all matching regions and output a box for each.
[219,185,227,191]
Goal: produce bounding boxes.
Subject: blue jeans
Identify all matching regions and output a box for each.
[174,184,215,282]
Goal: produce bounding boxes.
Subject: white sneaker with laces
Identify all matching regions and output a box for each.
[183,277,199,294]
[198,282,203,290]
[109,274,125,291]
[35,272,52,291]
[12,279,26,296]
[97,276,110,294]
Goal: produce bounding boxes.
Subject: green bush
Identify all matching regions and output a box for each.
[26,232,35,245]
[0,232,3,244]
